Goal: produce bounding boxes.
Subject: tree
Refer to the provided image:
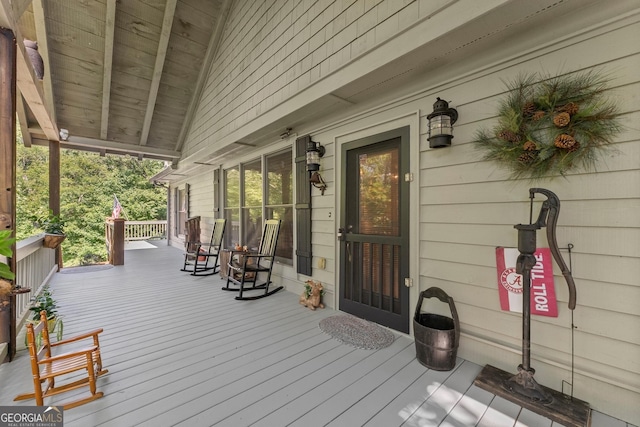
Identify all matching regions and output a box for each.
[16,136,167,266]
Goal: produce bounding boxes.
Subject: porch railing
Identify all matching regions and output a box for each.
[1,235,58,362]
[2,220,167,361]
[124,220,167,241]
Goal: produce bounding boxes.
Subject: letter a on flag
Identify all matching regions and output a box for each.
[495,247,558,317]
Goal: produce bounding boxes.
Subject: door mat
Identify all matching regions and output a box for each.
[319,314,395,350]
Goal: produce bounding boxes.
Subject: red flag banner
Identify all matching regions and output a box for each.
[495,247,558,317]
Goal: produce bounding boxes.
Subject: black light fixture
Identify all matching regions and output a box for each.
[306,139,325,171]
[306,138,327,195]
[427,97,458,148]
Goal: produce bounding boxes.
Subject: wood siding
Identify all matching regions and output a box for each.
[175,1,640,423]
[0,243,630,427]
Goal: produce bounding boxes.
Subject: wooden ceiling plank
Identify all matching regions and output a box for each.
[175,0,233,152]
[139,0,177,146]
[101,0,116,139]
[32,0,56,125]
[16,94,32,147]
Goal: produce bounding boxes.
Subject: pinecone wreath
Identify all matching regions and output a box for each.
[473,70,622,180]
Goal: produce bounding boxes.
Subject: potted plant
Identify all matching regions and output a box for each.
[0,230,16,343]
[0,229,16,307]
[32,209,66,249]
[28,287,63,342]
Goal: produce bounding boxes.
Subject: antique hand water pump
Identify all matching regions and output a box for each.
[508,188,577,402]
[475,188,590,427]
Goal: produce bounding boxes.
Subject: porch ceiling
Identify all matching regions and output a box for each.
[1,0,230,161]
[0,0,630,166]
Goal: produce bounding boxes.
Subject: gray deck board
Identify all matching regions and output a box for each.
[0,241,628,426]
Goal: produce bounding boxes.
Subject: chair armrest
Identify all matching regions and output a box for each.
[242,252,272,260]
[39,345,99,363]
[51,329,103,347]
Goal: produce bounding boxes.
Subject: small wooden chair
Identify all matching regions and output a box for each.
[14,310,108,409]
[181,218,226,275]
[222,219,283,300]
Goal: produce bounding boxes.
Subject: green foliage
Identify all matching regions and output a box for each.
[29,287,58,320]
[30,209,65,234]
[16,143,167,266]
[474,70,622,180]
[0,230,16,280]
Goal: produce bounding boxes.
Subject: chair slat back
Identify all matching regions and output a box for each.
[258,219,281,257]
[210,218,226,248]
[26,311,52,364]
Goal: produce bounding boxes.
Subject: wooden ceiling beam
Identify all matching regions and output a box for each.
[101,0,116,140]
[0,0,58,142]
[12,0,31,19]
[16,94,31,147]
[35,135,182,159]
[32,0,56,125]
[174,0,233,153]
[139,0,177,146]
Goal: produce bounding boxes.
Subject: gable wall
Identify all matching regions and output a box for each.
[175,1,640,423]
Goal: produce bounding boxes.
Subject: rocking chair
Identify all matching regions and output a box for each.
[15,310,108,409]
[181,218,226,275]
[222,219,283,300]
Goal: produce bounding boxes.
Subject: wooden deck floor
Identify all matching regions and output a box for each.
[0,242,633,427]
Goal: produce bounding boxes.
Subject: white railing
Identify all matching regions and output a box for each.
[14,235,57,328]
[0,235,57,362]
[124,220,167,241]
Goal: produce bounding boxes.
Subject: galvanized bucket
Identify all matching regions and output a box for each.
[413,287,460,371]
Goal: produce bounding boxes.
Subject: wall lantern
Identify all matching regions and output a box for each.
[306,139,325,171]
[306,139,327,195]
[427,97,458,148]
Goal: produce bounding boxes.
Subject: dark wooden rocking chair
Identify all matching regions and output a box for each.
[181,218,226,275]
[14,310,108,409]
[222,219,283,300]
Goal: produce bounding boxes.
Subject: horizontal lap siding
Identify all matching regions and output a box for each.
[418,17,640,423]
[182,0,459,158]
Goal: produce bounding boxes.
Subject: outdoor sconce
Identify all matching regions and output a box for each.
[306,139,327,195]
[427,97,458,148]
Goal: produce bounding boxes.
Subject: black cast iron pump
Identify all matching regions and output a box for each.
[508,188,577,402]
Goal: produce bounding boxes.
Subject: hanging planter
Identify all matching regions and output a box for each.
[43,234,66,249]
[31,210,66,249]
[474,70,622,180]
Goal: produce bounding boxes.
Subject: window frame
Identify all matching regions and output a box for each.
[222,148,293,264]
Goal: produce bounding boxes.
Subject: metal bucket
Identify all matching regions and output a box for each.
[413,287,460,371]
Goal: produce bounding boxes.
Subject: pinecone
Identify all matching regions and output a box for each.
[498,130,521,143]
[559,102,579,115]
[523,141,537,151]
[553,112,571,127]
[532,111,545,121]
[554,133,576,149]
[523,102,537,116]
[566,140,581,153]
[518,152,536,164]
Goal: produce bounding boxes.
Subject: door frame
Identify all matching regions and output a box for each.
[333,112,421,336]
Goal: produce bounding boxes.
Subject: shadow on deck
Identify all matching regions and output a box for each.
[0,241,629,426]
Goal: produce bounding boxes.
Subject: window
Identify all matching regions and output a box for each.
[223,149,293,262]
[175,186,188,236]
[223,167,240,247]
[266,150,293,261]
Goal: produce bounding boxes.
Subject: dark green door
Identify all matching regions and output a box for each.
[339,127,410,333]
